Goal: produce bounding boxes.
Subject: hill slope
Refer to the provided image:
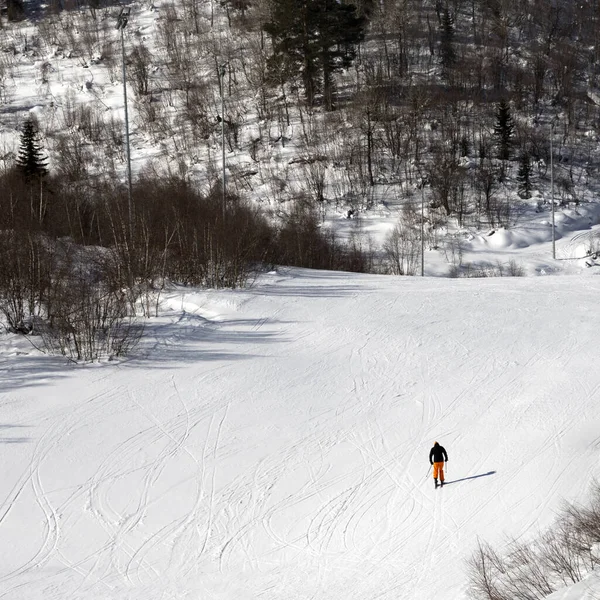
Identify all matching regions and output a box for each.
[1,269,600,599]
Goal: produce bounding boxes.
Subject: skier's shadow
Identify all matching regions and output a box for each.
[444,471,496,485]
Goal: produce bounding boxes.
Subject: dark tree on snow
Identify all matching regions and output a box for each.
[220,0,251,10]
[7,0,25,21]
[494,100,514,162]
[439,6,456,79]
[517,150,533,199]
[220,0,251,20]
[264,0,366,110]
[17,118,48,180]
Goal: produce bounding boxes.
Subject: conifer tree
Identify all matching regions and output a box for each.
[7,0,25,21]
[220,0,251,17]
[16,118,48,180]
[517,150,533,199]
[440,6,456,78]
[264,0,366,110]
[494,100,514,161]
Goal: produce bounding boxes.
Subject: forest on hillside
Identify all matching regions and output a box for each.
[2,0,600,222]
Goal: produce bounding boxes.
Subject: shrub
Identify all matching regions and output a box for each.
[39,270,143,362]
[468,483,600,600]
[0,232,52,333]
[274,202,372,272]
[383,221,421,276]
[451,260,525,278]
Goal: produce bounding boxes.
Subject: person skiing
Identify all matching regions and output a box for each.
[429,441,448,488]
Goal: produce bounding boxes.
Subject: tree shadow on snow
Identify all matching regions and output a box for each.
[0,423,32,444]
[122,314,291,369]
[255,268,373,298]
[444,471,496,485]
[0,354,71,393]
[2,312,293,380]
[252,284,370,298]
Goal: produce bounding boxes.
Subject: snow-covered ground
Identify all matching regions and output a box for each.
[2,223,600,599]
[2,2,600,595]
[547,572,600,600]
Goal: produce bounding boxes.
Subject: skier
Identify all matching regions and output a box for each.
[429,441,448,488]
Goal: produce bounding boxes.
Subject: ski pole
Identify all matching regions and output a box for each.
[426,465,431,480]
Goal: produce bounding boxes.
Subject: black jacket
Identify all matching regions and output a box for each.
[429,443,448,464]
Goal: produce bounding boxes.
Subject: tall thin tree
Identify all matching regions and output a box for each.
[517,149,533,199]
[440,6,456,79]
[494,100,514,162]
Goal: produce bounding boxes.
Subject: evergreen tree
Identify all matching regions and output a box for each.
[517,150,533,199]
[264,0,317,106]
[353,0,375,18]
[264,0,366,110]
[439,6,456,78]
[16,118,48,180]
[220,0,251,16]
[494,100,514,161]
[7,0,25,21]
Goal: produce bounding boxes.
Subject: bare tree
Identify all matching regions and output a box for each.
[128,42,152,97]
[468,483,600,600]
[383,205,421,275]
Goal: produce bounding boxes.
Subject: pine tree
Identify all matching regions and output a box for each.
[264,0,317,105]
[494,100,514,161]
[517,150,533,199]
[16,118,48,180]
[7,0,25,21]
[220,0,251,17]
[353,0,375,18]
[439,6,456,78]
[264,0,366,110]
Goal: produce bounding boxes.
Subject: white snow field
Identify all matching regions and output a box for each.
[2,267,600,600]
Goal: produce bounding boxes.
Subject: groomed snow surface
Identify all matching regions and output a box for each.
[2,263,600,600]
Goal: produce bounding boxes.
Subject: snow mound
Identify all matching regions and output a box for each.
[477,227,556,250]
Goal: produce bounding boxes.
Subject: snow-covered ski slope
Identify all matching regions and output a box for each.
[2,269,600,600]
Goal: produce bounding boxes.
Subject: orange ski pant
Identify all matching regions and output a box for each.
[433,462,445,482]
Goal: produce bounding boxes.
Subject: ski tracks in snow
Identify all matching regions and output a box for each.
[0,387,122,596]
[0,373,234,598]
[4,273,600,600]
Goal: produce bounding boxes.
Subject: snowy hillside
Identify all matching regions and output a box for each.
[3,0,600,278]
[2,265,600,599]
[546,572,600,600]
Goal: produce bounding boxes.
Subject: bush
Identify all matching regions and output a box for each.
[383,221,421,276]
[39,271,143,362]
[0,232,52,333]
[274,202,373,272]
[129,179,275,289]
[468,483,600,600]
[452,260,525,278]
[0,173,375,362]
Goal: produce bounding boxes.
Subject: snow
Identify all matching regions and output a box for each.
[1,3,600,597]
[2,259,600,599]
[546,572,600,600]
